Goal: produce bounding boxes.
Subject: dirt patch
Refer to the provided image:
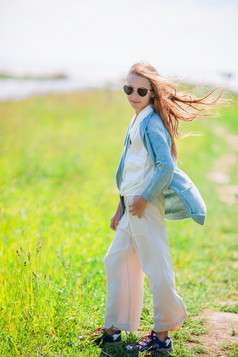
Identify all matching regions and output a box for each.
[225,135,238,151]
[216,184,238,205]
[208,155,238,204]
[189,309,238,356]
[213,126,238,152]
[207,171,230,184]
[218,299,238,307]
[207,124,238,205]
[207,153,236,184]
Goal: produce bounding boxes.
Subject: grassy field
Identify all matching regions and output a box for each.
[0,88,237,356]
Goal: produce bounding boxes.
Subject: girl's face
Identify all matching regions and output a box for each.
[125,73,154,115]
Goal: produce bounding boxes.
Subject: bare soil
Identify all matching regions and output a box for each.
[188,303,238,356]
[207,124,238,205]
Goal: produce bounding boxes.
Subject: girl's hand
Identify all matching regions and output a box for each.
[129,195,148,218]
[110,203,122,230]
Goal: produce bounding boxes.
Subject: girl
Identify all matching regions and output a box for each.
[92,60,228,353]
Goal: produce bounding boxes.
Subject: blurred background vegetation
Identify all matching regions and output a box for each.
[0,87,237,356]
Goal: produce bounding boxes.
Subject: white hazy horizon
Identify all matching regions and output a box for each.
[0,0,238,97]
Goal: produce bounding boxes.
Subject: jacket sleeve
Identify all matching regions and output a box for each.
[141,118,175,202]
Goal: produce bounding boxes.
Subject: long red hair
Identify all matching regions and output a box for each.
[128,60,232,160]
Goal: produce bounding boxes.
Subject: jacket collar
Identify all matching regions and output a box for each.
[129,104,154,131]
[139,108,155,140]
[124,106,155,147]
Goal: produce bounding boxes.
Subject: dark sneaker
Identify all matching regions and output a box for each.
[90,327,122,345]
[126,330,172,354]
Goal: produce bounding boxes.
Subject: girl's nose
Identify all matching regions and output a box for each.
[131,91,139,98]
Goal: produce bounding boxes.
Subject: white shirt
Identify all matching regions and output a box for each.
[119,104,155,197]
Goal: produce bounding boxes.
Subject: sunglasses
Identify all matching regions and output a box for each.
[123,84,153,97]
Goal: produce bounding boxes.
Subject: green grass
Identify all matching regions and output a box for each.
[221,342,238,356]
[0,89,238,356]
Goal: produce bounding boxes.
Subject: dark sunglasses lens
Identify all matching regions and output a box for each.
[137,88,148,97]
[123,85,133,95]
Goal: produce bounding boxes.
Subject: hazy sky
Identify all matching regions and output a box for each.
[0,0,237,82]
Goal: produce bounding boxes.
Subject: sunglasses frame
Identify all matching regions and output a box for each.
[123,84,153,97]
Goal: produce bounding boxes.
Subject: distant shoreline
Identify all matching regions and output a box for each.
[0,72,68,80]
[0,76,123,101]
[0,73,237,102]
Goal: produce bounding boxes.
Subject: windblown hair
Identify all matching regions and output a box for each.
[128,60,231,160]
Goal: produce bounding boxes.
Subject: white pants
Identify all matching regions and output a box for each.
[104,194,189,332]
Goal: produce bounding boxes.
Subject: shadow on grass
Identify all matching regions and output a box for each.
[99,341,174,357]
[84,331,174,356]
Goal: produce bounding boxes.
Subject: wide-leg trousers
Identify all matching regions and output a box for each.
[104,194,188,332]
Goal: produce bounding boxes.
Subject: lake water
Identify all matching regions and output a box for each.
[0,76,123,101]
[0,71,237,102]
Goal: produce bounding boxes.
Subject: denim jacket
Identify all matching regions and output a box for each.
[115,109,206,225]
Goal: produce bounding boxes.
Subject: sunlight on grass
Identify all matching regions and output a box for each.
[0,89,237,356]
